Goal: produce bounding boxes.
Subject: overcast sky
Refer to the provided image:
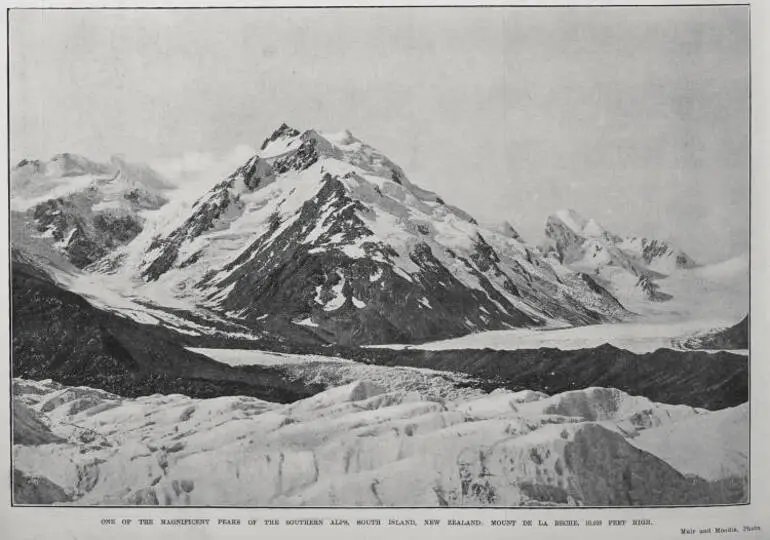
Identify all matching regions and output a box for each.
[10,6,749,263]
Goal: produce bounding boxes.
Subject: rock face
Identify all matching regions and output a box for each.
[542,209,696,309]
[11,154,169,269]
[12,379,747,506]
[125,125,628,345]
[13,469,71,505]
[12,401,65,446]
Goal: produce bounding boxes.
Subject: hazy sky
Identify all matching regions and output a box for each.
[10,6,749,263]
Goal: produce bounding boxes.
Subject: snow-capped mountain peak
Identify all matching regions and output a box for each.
[12,153,112,200]
[321,128,358,146]
[543,208,697,309]
[11,124,738,347]
[548,209,617,242]
[552,208,590,234]
[260,122,301,152]
[484,220,522,241]
[47,152,111,176]
[11,153,170,269]
[122,124,629,345]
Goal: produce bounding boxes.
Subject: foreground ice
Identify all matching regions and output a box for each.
[13,378,747,506]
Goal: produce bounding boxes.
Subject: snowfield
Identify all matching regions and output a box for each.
[13,378,747,506]
[368,319,749,355]
[630,404,748,481]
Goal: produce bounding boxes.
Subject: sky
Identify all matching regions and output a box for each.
[10,6,749,263]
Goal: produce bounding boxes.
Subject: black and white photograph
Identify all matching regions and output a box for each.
[8,3,751,510]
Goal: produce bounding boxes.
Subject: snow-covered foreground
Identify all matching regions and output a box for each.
[368,319,748,355]
[13,378,747,506]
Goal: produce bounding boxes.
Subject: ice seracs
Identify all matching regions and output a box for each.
[13,378,747,506]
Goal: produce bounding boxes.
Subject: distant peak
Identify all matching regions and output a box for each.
[319,128,359,146]
[261,122,301,150]
[276,122,298,133]
[46,153,109,176]
[551,209,589,232]
[14,158,42,170]
[582,218,607,237]
[485,219,521,241]
[548,209,611,239]
[49,152,96,168]
[50,152,91,163]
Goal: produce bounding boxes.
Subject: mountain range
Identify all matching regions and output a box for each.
[12,123,730,346]
[11,153,171,270]
[9,123,750,507]
[542,208,697,308]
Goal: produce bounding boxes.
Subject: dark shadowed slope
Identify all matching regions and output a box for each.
[339,345,747,410]
[11,259,320,402]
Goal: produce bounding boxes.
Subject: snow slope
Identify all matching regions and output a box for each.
[13,378,746,506]
[629,403,748,481]
[653,253,749,322]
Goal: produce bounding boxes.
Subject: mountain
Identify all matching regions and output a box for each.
[91,124,630,345]
[11,154,171,269]
[542,209,697,309]
[10,129,746,347]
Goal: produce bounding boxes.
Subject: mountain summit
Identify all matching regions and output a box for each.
[110,125,628,345]
[11,154,169,269]
[543,208,696,307]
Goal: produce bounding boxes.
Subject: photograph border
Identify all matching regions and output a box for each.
[5,1,754,511]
